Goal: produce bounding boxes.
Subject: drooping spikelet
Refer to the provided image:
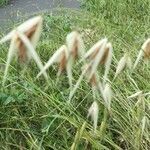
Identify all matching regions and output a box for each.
[69,38,109,101]
[87,101,99,132]
[133,38,150,69]
[83,64,99,87]
[66,31,85,88]
[83,38,107,60]
[0,16,47,85]
[142,38,150,59]
[86,39,107,79]
[114,53,132,78]
[38,31,85,89]
[102,83,112,111]
[83,38,112,83]
[0,16,43,62]
[37,45,68,78]
[66,31,85,59]
[103,43,113,82]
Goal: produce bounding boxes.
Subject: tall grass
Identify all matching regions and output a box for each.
[0,0,149,149]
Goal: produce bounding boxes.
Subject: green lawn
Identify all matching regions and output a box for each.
[0,0,150,149]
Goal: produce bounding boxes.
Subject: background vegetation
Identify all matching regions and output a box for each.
[0,0,9,7]
[0,0,149,149]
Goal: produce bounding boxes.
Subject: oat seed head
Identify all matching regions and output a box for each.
[88,39,108,80]
[37,45,68,78]
[87,101,99,132]
[66,31,85,59]
[103,83,112,111]
[0,16,42,44]
[83,38,108,60]
[16,31,48,79]
[142,38,150,59]
[115,54,129,78]
[103,42,113,83]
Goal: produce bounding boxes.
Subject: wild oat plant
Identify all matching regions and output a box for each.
[0,15,149,150]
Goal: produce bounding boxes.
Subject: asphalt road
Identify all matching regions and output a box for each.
[0,0,80,31]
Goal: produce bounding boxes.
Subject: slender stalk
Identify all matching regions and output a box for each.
[99,108,108,141]
[69,67,88,102]
[133,50,143,70]
[3,38,16,86]
[71,121,86,150]
[135,128,141,150]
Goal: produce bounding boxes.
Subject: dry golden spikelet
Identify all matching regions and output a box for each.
[102,83,112,111]
[0,16,42,44]
[114,53,132,79]
[89,74,98,87]
[2,37,17,86]
[100,44,110,64]
[126,56,132,70]
[114,55,126,78]
[103,42,113,83]
[16,31,47,77]
[133,50,143,70]
[87,39,108,80]
[82,64,98,86]
[36,44,73,90]
[69,39,112,102]
[87,101,99,132]
[0,16,48,85]
[142,38,150,59]
[83,38,113,83]
[89,41,113,84]
[66,31,85,59]
[88,46,100,60]
[37,45,68,78]
[83,38,107,61]
[58,50,68,74]
[16,24,38,63]
[71,38,78,59]
[133,38,150,69]
[66,31,85,88]
[3,30,47,85]
[0,16,42,63]
[66,31,78,59]
[85,39,112,66]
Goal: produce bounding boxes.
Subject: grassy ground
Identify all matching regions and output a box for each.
[0,0,150,149]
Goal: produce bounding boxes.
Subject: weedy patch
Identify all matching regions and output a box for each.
[0,2,150,149]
